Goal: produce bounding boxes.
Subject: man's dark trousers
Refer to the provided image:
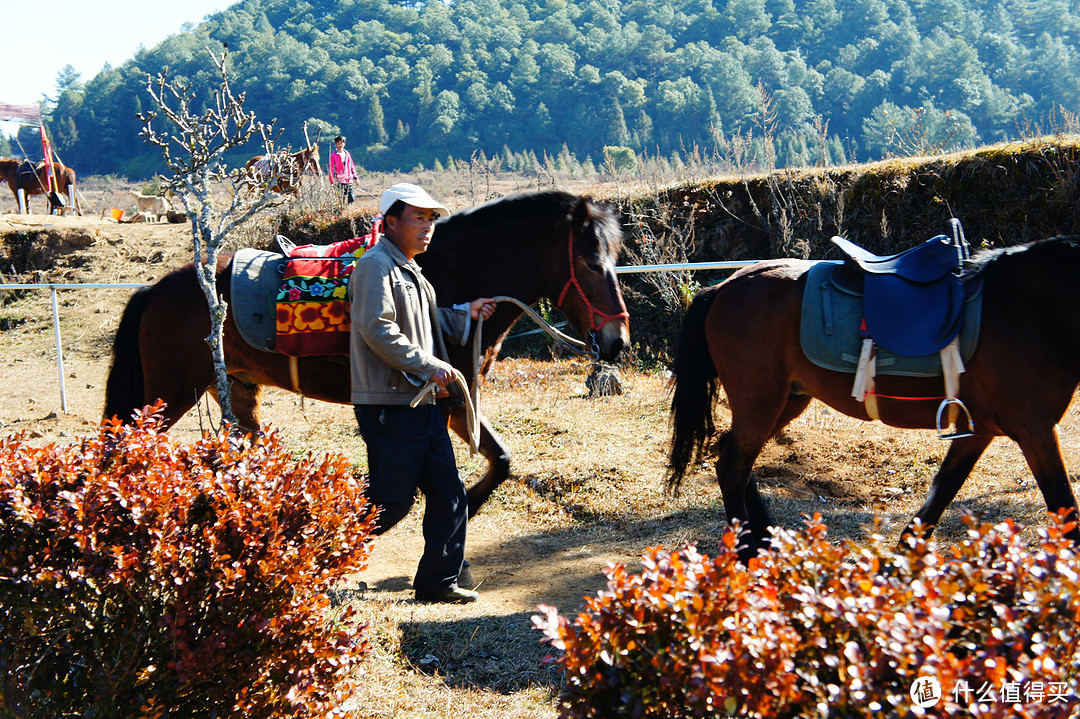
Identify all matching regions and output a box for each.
[354,403,467,593]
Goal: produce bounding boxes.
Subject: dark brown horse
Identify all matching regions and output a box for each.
[104,191,629,515]
[668,237,1080,559]
[0,158,81,215]
[243,131,322,196]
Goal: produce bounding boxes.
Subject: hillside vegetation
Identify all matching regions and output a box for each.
[9,0,1080,177]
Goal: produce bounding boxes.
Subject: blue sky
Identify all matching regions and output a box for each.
[2,0,229,136]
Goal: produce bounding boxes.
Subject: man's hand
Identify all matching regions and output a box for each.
[430,360,466,392]
[469,297,497,320]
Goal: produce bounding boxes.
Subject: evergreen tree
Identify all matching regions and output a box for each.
[39,0,1080,175]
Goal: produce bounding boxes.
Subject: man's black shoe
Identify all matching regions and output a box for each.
[415,585,479,604]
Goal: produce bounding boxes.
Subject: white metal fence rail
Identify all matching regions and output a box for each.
[0,260,760,412]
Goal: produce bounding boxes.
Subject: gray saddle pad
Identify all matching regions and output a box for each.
[800,261,982,377]
[231,248,285,352]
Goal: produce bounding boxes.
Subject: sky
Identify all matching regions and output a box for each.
[1,0,230,136]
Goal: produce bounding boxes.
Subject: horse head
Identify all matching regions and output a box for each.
[552,197,629,362]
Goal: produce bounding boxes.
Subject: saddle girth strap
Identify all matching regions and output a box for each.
[289,356,301,394]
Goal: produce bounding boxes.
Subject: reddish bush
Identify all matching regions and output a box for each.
[0,404,376,718]
[535,515,1080,718]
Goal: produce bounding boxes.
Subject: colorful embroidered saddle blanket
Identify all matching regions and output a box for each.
[800,260,983,377]
[274,236,375,356]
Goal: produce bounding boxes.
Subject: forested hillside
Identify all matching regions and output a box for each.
[22,0,1080,177]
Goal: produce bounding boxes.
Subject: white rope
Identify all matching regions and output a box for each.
[486,295,588,353]
[410,373,479,454]
[411,294,593,456]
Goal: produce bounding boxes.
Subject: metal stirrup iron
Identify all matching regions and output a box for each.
[936,397,975,440]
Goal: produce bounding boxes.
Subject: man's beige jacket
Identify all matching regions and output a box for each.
[348,237,470,405]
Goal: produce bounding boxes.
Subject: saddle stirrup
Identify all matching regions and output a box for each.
[936,397,975,440]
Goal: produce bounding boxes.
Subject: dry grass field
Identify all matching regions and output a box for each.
[2,180,1079,716]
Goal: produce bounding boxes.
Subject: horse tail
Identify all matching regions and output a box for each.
[103,285,151,422]
[667,285,723,493]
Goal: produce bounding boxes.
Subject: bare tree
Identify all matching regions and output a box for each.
[138,48,281,427]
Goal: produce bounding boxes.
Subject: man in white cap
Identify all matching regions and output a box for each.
[349,183,496,604]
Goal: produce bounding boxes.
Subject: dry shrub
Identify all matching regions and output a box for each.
[535,514,1080,718]
[0,403,377,718]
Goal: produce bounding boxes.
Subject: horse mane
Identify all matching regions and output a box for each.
[437,191,622,257]
[965,235,1080,278]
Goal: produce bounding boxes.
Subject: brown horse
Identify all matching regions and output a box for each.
[243,141,322,195]
[104,191,629,515]
[668,236,1080,559]
[0,158,81,215]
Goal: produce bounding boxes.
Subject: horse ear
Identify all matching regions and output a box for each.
[570,196,592,231]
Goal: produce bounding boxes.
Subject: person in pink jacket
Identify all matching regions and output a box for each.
[328,135,358,203]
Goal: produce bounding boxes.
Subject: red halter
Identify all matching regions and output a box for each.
[555,227,629,332]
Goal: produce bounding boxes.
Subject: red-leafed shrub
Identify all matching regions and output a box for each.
[535,515,1080,718]
[0,405,377,718]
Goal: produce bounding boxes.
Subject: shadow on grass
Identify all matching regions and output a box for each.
[397,610,563,695]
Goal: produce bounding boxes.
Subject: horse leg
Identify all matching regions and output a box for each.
[225,376,263,434]
[447,410,510,518]
[716,391,812,560]
[901,434,993,543]
[716,413,782,560]
[230,380,262,433]
[738,394,815,537]
[715,426,771,561]
[769,394,813,440]
[1016,427,1080,542]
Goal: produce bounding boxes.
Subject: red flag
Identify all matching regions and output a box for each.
[39,126,56,193]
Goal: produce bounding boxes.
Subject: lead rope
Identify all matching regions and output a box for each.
[410,295,594,455]
[409,373,479,454]
[468,295,596,451]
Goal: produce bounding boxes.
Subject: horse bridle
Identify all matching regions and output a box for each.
[554,226,629,355]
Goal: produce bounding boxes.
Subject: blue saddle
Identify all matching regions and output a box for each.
[800,261,982,376]
[830,228,970,357]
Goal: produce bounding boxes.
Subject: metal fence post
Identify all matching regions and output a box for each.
[50,287,67,412]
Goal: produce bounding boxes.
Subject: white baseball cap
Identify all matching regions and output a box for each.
[379,182,451,216]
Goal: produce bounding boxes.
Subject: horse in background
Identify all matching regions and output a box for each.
[0,158,82,215]
[243,125,322,196]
